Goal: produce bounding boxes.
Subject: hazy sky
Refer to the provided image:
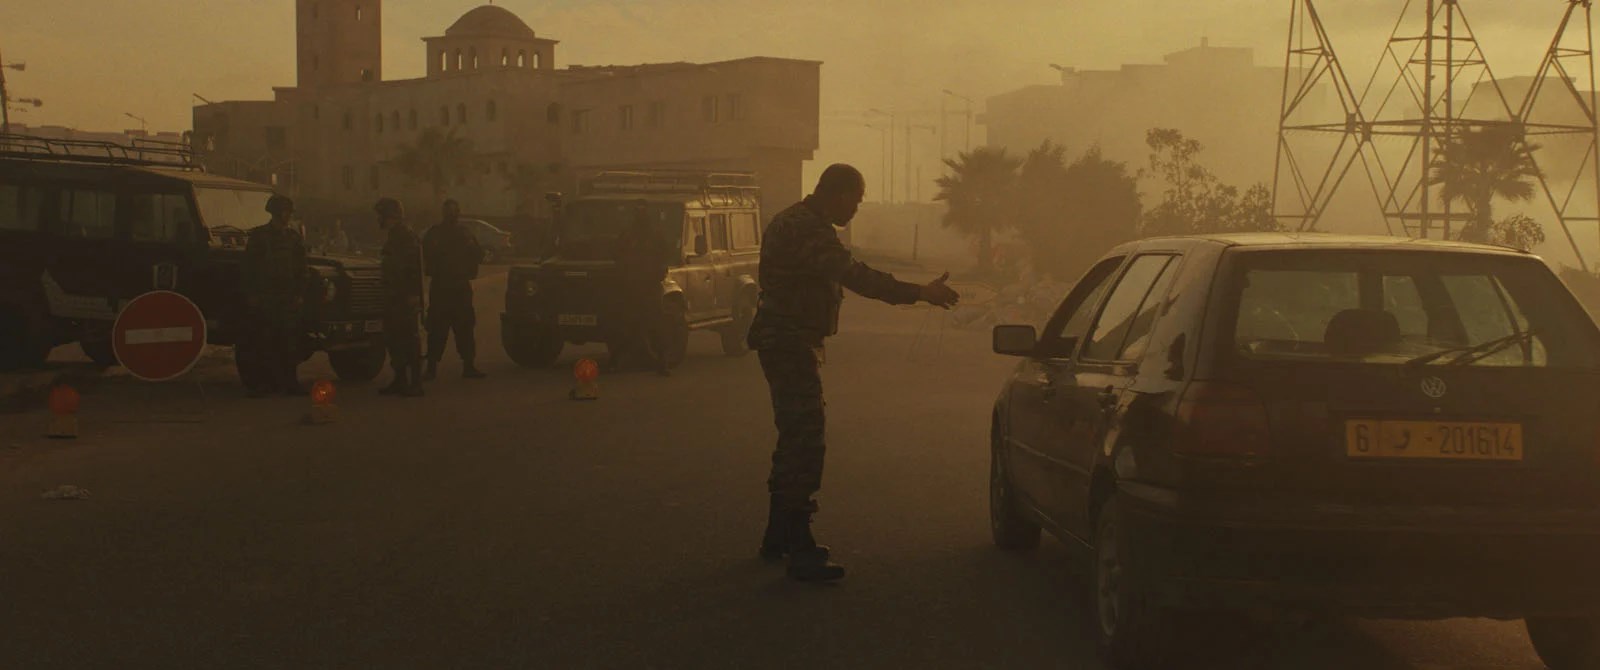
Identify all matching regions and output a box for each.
[0,0,1582,196]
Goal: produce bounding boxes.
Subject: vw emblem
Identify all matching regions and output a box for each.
[1420,376,1447,399]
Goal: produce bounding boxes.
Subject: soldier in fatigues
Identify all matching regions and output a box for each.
[422,199,487,381]
[375,198,425,397]
[609,201,671,376]
[240,194,310,398]
[748,164,960,581]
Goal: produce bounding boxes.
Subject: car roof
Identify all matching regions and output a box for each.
[1120,232,1532,258]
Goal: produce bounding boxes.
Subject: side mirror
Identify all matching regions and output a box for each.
[694,234,709,257]
[993,325,1039,357]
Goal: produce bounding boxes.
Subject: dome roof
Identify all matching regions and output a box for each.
[446,5,535,40]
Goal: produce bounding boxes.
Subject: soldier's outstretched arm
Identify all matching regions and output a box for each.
[800,223,957,307]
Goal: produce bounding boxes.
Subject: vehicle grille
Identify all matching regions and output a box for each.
[346,269,385,316]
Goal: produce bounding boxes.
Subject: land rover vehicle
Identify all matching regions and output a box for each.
[0,134,389,381]
[501,171,762,369]
[988,234,1600,669]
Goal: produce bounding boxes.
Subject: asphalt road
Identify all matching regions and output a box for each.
[0,270,1554,669]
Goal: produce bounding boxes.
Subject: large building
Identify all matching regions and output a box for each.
[982,40,1308,191]
[193,2,820,224]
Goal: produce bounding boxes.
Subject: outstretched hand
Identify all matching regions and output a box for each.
[920,272,960,309]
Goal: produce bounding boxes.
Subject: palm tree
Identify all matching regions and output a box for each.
[392,128,474,210]
[935,146,1022,274]
[1429,125,1543,243]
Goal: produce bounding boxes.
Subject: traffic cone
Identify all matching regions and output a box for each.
[305,380,339,424]
[46,385,79,439]
[570,358,600,401]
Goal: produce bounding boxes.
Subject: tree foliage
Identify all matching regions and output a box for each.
[392,128,474,209]
[935,146,1022,273]
[1141,128,1280,236]
[1487,213,1546,252]
[1014,142,1141,280]
[1429,124,1543,243]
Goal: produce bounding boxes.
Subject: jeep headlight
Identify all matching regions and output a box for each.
[323,280,339,303]
[523,279,538,297]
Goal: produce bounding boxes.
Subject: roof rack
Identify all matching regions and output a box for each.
[581,169,760,201]
[0,133,197,169]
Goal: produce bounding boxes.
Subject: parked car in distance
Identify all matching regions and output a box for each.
[988,233,1600,670]
[461,218,513,262]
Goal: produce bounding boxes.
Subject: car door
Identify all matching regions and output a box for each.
[38,181,134,323]
[722,209,762,304]
[704,212,737,318]
[1052,253,1182,539]
[677,212,718,321]
[1006,256,1126,523]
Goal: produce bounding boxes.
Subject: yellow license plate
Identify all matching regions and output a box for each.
[1345,420,1523,461]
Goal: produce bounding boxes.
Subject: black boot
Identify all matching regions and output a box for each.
[783,510,845,582]
[422,360,438,382]
[378,366,407,395]
[462,361,487,380]
[401,363,426,397]
[759,495,788,561]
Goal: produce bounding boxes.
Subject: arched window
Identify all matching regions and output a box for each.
[456,103,467,124]
[546,103,561,124]
[501,49,510,67]
[517,51,527,68]
[355,5,363,21]
[533,51,542,69]
[438,50,447,73]
[486,100,498,122]
[470,48,479,70]
[455,50,464,71]
[374,114,384,133]
[408,109,417,130]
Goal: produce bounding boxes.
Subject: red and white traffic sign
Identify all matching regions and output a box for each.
[111,290,208,382]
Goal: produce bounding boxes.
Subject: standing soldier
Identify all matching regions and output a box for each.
[240,194,310,397]
[375,198,425,397]
[609,201,671,376]
[422,199,487,381]
[749,164,960,582]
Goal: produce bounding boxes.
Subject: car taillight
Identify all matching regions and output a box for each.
[1173,382,1271,457]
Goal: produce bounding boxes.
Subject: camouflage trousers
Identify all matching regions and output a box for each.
[759,347,826,514]
[385,303,423,369]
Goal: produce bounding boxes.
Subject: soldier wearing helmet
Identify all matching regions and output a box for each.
[608,199,671,375]
[239,194,309,397]
[375,198,425,397]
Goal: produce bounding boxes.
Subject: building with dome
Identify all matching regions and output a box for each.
[192,1,820,228]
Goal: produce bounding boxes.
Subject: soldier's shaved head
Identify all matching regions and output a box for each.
[814,164,866,198]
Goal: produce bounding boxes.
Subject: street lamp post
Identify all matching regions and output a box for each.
[864,124,889,203]
[1,49,28,135]
[867,108,896,204]
[942,90,974,152]
[905,123,936,203]
[124,112,148,134]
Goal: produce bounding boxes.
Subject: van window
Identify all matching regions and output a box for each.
[59,189,117,239]
[195,188,273,231]
[0,184,42,232]
[129,193,195,243]
[729,211,760,249]
[709,213,730,251]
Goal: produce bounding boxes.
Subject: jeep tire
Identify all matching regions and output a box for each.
[719,297,755,357]
[328,341,387,382]
[504,323,564,369]
[0,307,51,372]
[1526,617,1600,670]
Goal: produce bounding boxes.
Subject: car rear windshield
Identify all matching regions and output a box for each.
[1226,250,1599,369]
[195,188,272,231]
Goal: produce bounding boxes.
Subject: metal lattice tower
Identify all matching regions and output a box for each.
[1273,0,1600,269]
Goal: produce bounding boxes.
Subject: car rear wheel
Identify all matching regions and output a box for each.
[719,299,755,357]
[80,336,119,369]
[1092,497,1177,670]
[1526,617,1600,670]
[990,431,1040,551]
[233,342,270,390]
[328,342,387,382]
[0,308,51,372]
[504,323,564,369]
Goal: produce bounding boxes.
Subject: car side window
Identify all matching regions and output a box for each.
[129,193,194,243]
[709,213,731,251]
[1083,254,1178,362]
[1041,256,1126,355]
[0,184,42,232]
[687,216,707,255]
[59,188,117,239]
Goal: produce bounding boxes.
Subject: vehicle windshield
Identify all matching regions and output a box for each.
[194,187,273,231]
[558,200,683,258]
[1229,251,1599,369]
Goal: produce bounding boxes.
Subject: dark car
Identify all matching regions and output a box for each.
[501,171,761,369]
[0,134,389,381]
[988,233,1600,669]
[460,218,513,263]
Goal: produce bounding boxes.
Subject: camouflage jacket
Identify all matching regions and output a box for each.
[422,221,484,283]
[242,222,308,300]
[747,199,921,350]
[382,223,424,304]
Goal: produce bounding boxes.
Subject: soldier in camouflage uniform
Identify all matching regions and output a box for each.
[422,199,488,381]
[748,164,960,581]
[240,194,310,397]
[375,198,425,397]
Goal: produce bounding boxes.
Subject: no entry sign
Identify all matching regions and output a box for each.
[112,291,208,382]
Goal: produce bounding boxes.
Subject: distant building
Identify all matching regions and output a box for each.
[193,2,821,223]
[982,39,1304,190]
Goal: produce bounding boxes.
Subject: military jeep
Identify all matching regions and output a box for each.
[0,134,389,381]
[501,171,763,369]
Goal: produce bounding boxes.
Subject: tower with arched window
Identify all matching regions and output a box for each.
[423,5,557,78]
[296,0,382,88]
